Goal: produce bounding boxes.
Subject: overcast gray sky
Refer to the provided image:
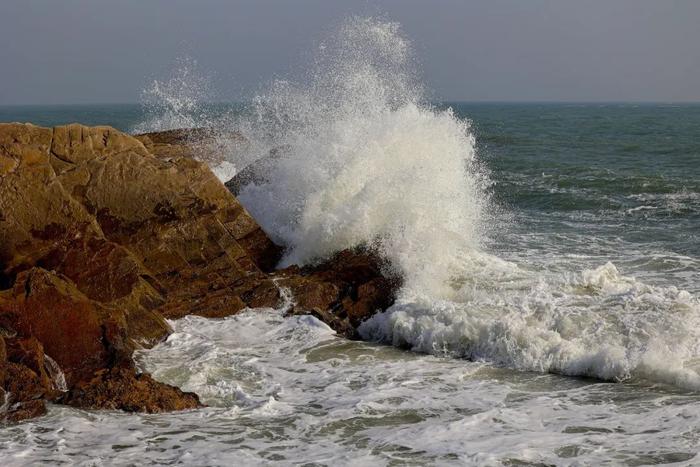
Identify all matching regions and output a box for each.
[1,0,699,105]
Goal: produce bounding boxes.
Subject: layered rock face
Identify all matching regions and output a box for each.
[0,123,396,422]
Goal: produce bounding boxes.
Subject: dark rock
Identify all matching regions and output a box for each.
[2,400,47,423]
[0,123,397,422]
[136,127,246,168]
[275,250,398,338]
[62,367,201,413]
[0,336,5,388]
[224,146,284,196]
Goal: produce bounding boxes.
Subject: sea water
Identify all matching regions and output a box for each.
[1,17,699,466]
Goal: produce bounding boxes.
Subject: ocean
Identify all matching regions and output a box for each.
[2,100,700,466]
[2,18,700,466]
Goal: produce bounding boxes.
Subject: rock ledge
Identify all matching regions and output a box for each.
[0,123,396,422]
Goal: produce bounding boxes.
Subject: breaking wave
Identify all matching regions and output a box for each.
[236,17,492,295]
[136,17,700,390]
[361,261,700,389]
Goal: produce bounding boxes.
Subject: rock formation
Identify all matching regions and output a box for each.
[0,123,396,422]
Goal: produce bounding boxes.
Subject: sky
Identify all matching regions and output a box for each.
[1,0,699,105]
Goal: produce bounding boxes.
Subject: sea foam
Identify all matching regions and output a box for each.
[139,17,700,390]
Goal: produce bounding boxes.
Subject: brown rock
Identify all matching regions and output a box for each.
[4,362,52,403]
[0,123,171,349]
[6,268,116,387]
[0,122,397,422]
[62,367,201,413]
[50,124,149,165]
[4,336,59,397]
[0,122,281,327]
[0,123,281,420]
[1,400,47,423]
[275,250,398,338]
[54,125,280,294]
[0,124,93,280]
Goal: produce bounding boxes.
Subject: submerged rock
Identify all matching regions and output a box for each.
[0,123,396,422]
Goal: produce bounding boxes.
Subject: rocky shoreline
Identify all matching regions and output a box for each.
[0,123,397,423]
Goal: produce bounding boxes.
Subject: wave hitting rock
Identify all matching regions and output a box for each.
[0,123,397,422]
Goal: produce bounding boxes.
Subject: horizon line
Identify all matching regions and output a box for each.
[1,100,700,107]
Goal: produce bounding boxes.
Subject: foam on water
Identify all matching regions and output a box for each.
[122,17,700,390]
[362,261,700,389]
[2,311,698,465]
[222,17,700,389]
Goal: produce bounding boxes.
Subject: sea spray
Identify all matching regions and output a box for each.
[132,56,217,134]
[132,56,244,181]
[235,16,700,388]
[134,17,700,391]
[237,17,492,295]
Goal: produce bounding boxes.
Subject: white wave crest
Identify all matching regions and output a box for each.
[133,17,700,391]
[361,261,700,389]
[236,17,491,294]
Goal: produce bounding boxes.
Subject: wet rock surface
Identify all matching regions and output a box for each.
[62,367,201,413]
[274,250,398,338]
[0,123,396,422]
